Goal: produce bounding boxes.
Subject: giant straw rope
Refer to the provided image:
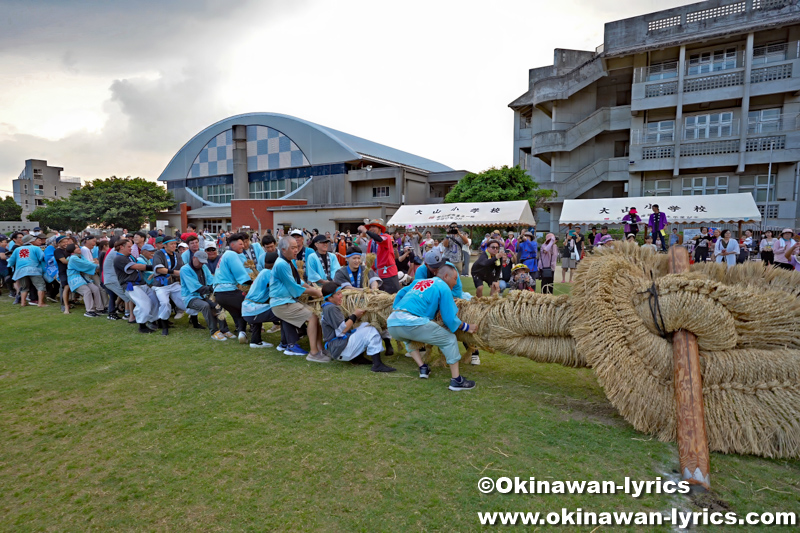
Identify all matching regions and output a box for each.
[311,243,800,459]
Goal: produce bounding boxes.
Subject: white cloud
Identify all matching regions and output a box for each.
[0,0,691,193]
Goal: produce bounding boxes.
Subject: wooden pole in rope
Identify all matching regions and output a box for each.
[668,246,711,490]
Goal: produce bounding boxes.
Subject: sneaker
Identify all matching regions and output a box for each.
[84,311,98,318]
[471,352,481,365]
[250,341,274,348]
[124,311,130,318]
[211,331,228,341]
[107,313,121,321]
[238,331,247,344]
[174,311,184,320]
[276,343,288,352]
[223,331,235,339]
[284,344,309,356]
[306,351,332,363]
[449,376,476,391]
[419,364,430,379]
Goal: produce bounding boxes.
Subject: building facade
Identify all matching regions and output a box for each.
[510,0,800,232]
[157,113,466,234]
[12,159,81,221]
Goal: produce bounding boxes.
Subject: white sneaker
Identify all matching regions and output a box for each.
[249,342,273,348]
[211,331,227,341]
[238,331,247,344]
[174,311,184,320]
[471,354,481,365]
[306,351,332,363]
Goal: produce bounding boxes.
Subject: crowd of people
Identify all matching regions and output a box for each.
[2,215,798,392]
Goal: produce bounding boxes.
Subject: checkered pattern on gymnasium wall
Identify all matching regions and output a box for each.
[187,126,310,179]
[246,125,308,172]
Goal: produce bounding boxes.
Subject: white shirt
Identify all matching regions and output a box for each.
[80,246,95,263]
[714,238,740,268]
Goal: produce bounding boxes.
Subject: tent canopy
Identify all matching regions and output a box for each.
[559,193,762,226]
[387,200,535,228]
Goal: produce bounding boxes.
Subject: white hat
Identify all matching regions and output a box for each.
[204,241,217,250]
[289,229,303,237]
[178,242,188,249]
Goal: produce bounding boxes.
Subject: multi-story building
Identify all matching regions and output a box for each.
[510,0,800,232]
[12,159,81,220]
[157,113,466,234]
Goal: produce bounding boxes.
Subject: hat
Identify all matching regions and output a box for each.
[511,263,529,273]
[193,250,209,264]
[55,235,68,243]
[141,244,156,252]
[178,242,188,249]
[155,237,165,244]
[22,235,37,245]
[204,241,217,250]
[32,227,41,231]
[599,235,614,245]
[629,208,637,214]
[423,250,445,270]
[626,233,635,239]
[263,251,279,266]
[311,235,330,246]
[781,228,795,236]
[289,229,303,237]
[345,246,363,258]
[365,218,387,233]
[148,230,158,238]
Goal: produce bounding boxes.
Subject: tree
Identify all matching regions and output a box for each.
[68,176,175,229]
[0,196,22,221]
[444,165,557,213]
[29,199,89,231]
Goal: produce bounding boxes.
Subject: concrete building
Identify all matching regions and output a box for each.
[157,113,467,235]
[12,159,81,221]
[510,0,800,232]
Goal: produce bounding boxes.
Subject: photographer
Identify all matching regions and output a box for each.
[396,243,421,276]
[442,223,468,274]
[471,239,505,298]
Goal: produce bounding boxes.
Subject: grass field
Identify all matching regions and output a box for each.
[0,278,798,531]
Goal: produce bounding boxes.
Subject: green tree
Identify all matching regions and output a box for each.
[69,176,175,229]
[444,165,557,213]
[29,199,89,231]
[0,196,22,221]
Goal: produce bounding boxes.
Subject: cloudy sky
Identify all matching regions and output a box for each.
[0,0,690,194]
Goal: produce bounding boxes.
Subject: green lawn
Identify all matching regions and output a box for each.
[0,281,797,531]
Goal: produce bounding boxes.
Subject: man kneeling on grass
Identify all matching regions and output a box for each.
[179,250,232,342]
[386,264,478,391]
[320,281,395,372]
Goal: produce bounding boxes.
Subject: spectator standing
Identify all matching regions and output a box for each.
[714,229,740,268]
[622,208,641,237]
[648,205,668,251]
[538,233,558,294]
[760,230,777,265]
[773,229,796,270]
[693,227,713,263]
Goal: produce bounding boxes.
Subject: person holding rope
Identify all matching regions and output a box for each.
[151,238,187,335]
[213,233,254,343]
[306,234,340,284]
[180,250,231,342]
[270,237,327,362]
[333,246,381,290]
[319,281,395,372]
[387,264,478,390]
[359,219,400,294]
[113,238,159,334]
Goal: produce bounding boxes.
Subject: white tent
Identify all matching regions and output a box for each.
[387,200,536,228]
[559,193,762,226]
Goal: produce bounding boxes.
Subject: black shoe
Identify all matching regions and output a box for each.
[383,338,394,356]
[107,313,121,321]
[189,316,204,329]
[146,321,158,330]
[159,319,169,336]
[350,354,372,365]
[138,324,154,334]
[371,352,396,373]
[449,376,476,391]
[419,364,430,379]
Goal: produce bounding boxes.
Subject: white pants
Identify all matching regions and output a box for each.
[129,285,159,324]
[336,323,383,361]
[153,283,186,320]
[76,283,104,313]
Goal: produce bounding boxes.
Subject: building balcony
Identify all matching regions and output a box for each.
[59,176,81,184]
[531,106,632,159]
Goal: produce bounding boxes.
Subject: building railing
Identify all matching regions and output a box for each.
[681,139,740,156]
[684,69,745,92]
[647,0,793,33]
[633,120,742,145]
[645,80,678,98]
[745,135,786,151]
[59,176,81,184]
[751,62,793,82]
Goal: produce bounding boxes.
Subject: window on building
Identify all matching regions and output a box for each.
[372,186,390,198]
[647,61,678,81]
[35,199,44,207]
[23,183,28,194]
[249,180,286,200]
[644,180,672,196]
[687,48,738,75]
[519,150,529,170]
[204,219,225,234]
[206,184,233,203]
[33,168,43,177]
[747,108,781,134]
[752,42,787,65]
[681,176,728,196]
[519,113,532,129]
[54,186,57,196]
[34,184,44,196]
[739,175,776,202]
[645,120,674,143]
[684,112,734,140]
[188,186,203,199]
